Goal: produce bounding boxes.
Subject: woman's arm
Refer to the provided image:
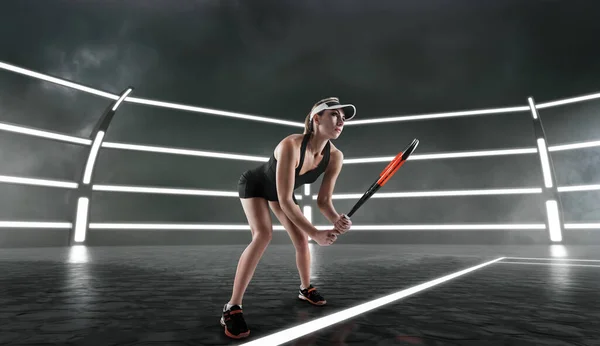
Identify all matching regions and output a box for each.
[317,150,344,223]
[276,138,320,238]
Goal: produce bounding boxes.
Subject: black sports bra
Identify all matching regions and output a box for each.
[262,133,331,190]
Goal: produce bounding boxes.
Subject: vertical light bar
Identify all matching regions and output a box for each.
[304,205,312,241]
[304,184,310,196]
[72,87,133,246]
[82,87,132,185]
[536,138,553,188]
[111,88,133,111]
[535,139,555,188]
[546,200,562,242]
[74,197,90,242]
[82,131,106,184]
[531,97,552,188]
[303,206,312,223]
[528,96,563,243]
[528,97,538,119]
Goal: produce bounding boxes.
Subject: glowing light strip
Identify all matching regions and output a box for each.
[102,141,268,162]
[0,221,72,229]
[344,106,529,126]
[498,261,600,268]
[410,148,538,160]
[303,206,312,223]
[546,200,562,242]
[304,205,313,241]
[102,139,600,165]
[82,131,106,184]
[73,197,89,242]
[0,62,298,128]
[537,139,553,188]
[0,61,118,100]
[527,97,539,119]
[504,256,600,262]
[3,59,600,127]
[314,224,545,230]
[0,121,92,145]
[112,88,133,111]
[558,184,600,192]
[87,223,546,230]
[92,185,302,200]
[125,97,303,127]
[549,140,600,152]
[537,91,600,109]
[93,184,238,197]
[564,223,600,229]
[240,257,505,346]
[314,187,543,200]
[92,184,302,200]
[0,172,592,198]
[0,174,78,189]
[344,147,538,164]
[89,223,287,231]
[103,141,538,163]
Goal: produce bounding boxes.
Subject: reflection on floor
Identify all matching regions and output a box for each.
[1,244,598,345]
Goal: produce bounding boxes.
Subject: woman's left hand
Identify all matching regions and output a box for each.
[333,214,352,235]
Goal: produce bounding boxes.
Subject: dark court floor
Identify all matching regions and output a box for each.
[1,244,599,346]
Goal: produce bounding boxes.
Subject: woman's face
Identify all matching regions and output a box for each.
[318,109,345,138]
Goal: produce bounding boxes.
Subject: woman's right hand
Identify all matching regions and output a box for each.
[311,230,338,246]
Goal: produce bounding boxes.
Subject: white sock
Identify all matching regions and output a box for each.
[226,303,241,310]
[300,284,310,290]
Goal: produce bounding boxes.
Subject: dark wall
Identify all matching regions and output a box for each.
[1,77,599,247]
[1,0,600,247]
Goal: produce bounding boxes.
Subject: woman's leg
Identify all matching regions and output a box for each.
[269,201,326,305]
[268,201,311,288]
[228,197,273,306]
[221,197,273,339]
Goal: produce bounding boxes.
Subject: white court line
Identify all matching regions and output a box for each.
[499,261,600,268]
[240,256,504,346]
[504,256,600,263]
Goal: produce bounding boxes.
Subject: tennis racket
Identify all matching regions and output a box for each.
[344,138,419,219]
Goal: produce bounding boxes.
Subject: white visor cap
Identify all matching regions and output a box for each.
[310,98,356,121]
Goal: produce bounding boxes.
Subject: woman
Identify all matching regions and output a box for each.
[220,97,355,339]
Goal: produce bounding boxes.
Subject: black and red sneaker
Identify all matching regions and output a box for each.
[220,304,250,339]
[298,285,327,306]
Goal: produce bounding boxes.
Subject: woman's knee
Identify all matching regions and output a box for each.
[240,197,273,246]
[294,238,309,254]
[251,228,273,245]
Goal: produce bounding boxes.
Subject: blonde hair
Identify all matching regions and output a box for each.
[304,97,339,134]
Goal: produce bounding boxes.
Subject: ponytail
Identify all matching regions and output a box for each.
[303,112,314,134]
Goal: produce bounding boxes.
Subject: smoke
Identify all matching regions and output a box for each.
[0,12,161,220]
[41,37,158,94]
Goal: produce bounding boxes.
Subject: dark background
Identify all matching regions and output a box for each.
[1,0,599,247]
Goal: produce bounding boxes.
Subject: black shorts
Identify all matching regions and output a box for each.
[237,169,298,205]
